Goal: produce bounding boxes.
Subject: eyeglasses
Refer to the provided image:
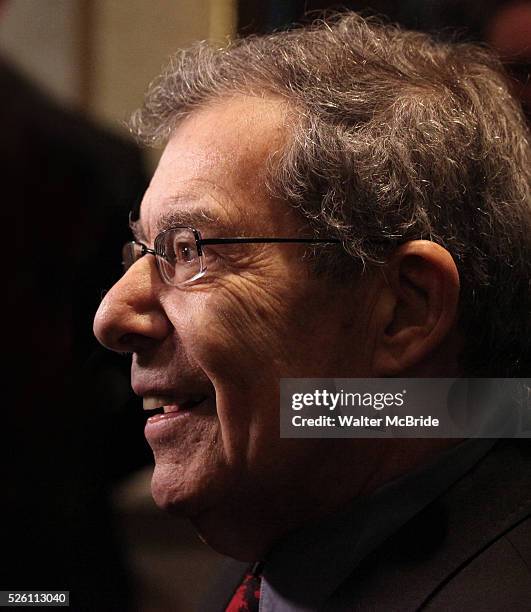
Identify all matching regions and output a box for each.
[122,226,340,286]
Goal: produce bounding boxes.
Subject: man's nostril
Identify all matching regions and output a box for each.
[118,333,155,354]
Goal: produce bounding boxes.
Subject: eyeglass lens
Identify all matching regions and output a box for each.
[122,228,202,286]
[155,228,201,285]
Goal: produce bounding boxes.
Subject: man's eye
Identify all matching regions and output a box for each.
[174,241,196,263]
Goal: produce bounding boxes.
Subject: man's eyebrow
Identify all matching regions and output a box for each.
[128,203,239,242]
[154,207,234,235]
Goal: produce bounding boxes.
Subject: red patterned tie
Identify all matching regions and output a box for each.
[225,565,262,612]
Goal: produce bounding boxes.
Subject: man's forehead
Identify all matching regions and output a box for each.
[135,177,257,239]
[133,95,291,239]
[157,95,288,183]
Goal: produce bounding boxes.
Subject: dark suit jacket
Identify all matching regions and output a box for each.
[203,440,531,611]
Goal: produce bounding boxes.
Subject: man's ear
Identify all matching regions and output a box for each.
[371,240,460,375]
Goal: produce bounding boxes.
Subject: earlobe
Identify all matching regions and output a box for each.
[372,241,460,375]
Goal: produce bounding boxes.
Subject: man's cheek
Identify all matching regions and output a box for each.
[194,281,294,376]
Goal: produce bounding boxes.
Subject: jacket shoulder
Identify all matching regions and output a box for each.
[327,440,531,612]
[424,515,531,611]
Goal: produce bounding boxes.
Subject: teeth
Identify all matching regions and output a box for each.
[143,397,167,411]
[143,395,208,411]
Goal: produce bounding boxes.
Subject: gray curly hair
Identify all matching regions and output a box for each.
[131,12,531,376]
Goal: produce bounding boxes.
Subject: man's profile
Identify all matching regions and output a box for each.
[94,12,530,611]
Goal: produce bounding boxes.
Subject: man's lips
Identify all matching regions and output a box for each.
[142,394,215,440]
[143,394,209,415]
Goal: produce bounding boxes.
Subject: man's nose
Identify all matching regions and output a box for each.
[93,259,171,353]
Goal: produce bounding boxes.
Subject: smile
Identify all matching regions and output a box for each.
[143,395,209,419]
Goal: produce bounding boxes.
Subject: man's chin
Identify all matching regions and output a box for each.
[150,459,232,518]
[150,465,204,516]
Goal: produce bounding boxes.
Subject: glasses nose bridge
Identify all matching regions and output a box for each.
[139,238,153,251]
[121,241,164,287]
[141,243,169,285]
[141,243,159,261]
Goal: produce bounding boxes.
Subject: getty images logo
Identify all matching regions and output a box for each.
[291,389,406,411]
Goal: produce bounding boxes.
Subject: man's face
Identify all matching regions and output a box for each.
[94,95,378,548]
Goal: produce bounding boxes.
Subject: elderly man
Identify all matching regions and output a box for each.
[94,13,531,612]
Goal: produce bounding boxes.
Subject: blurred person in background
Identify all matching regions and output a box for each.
[483,1,531,120]
[94,11,530,612]
[3,17,150,611]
